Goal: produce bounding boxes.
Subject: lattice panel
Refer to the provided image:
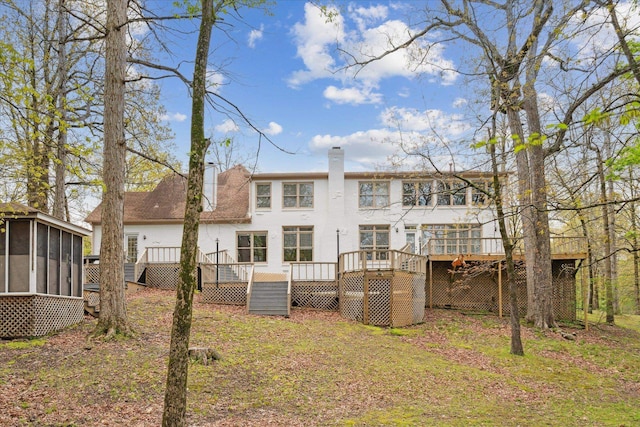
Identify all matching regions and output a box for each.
[498,264,528,317]
[145,264,181,289]
[291,281,338,310]
[84,290,100,311]
[84,265,100,284]
[201,283,247,305]
[429,262,454,308]
[412,274,426,324]
[33,296,84,336]
[391,273,413,327]
[340,272,364,322]
[429,260,576,321]
[366,277,391,326]
[0,296,83,338]
[552,260,577,321]
[0,296,33,338]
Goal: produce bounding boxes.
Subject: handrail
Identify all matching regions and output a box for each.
[246,265,255,313]
[286,266,292,317]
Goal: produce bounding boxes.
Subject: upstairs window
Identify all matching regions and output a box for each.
[436,181,451,206]
[359,181,389,208]
[403,181,432,207]
[283,182,313,208]
[437,181,466,206]
[471,181,489,205]
[452,181,467,206]
[256,183,271,209]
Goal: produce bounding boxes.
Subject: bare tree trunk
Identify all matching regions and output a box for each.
[522,105,554,328]
[604,137,619,314]
[502,83,538,323]
[628,168,640,315]
[95,0,131,338]
[489,125,523,356]
[163,0,214,424]
[594,146,614,324]
[52,0,68,220]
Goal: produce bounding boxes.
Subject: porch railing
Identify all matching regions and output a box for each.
[423,236,586,257]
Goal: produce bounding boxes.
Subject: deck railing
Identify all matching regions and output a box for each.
[340,250,427,274]
[289,262,337,282]
[424,236,586,257]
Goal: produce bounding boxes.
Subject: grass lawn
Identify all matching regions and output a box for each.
[1,288,639,426]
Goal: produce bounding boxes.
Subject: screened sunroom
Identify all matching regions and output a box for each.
[0,203,89,338]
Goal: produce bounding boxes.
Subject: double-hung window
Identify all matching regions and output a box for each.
[402,181,432,207]
[436,181,451,206]
[437,181,467,206]
[283,182,313,208]
[359,181,389,208]
[237,232,267,263]
[256,183,272,209]
[471,181,489,205]
[359,224,390,260]
[283,226,313,262]
[452,181,467,206]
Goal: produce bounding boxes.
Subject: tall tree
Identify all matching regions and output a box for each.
[488,121,524,356]
[94,0,132,338]
[162,0,215,422]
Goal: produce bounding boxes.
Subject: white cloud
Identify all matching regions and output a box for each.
[215,119,239,133]
[287,3,345,88]
[323,85,382,105]
[452,98,468,108]
[248,25,264,48]
[566,2,640,61]
[160,112,188,122]
[379,107,471,137]
[309,129,398,168]
[288,2,459,102]
[262,122,283,135]
[207,69,226,93]
[348,4,389,32]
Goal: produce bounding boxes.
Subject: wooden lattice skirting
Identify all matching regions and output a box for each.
[0,295,84,338]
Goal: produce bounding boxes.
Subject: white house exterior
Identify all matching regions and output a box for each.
[86,147,500,275]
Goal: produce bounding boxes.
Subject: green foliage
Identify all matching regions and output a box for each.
[0,338,46,350]
[583,108,611,126]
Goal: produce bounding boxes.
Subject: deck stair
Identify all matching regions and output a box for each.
[247,273,289,316]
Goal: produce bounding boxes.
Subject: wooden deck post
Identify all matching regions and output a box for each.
[498,260,502,318]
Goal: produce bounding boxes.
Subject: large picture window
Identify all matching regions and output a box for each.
[283,226,313,262]
[283,182,313,208]
[402,181,432,207]
[423,224,482,255]
[237,232,267,263]
[359,181,389,208]
[359,224,390,260]
[256,183,272,209]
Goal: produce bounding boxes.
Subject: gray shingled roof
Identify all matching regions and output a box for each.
[85,165,251,225]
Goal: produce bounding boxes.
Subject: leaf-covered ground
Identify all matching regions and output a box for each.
[1,287,639,426]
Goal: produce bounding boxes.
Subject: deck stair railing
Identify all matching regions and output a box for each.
[204,250,251,283]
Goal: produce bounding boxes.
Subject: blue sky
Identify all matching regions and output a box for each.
[146,0,637,174]
[147,1,476,173]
